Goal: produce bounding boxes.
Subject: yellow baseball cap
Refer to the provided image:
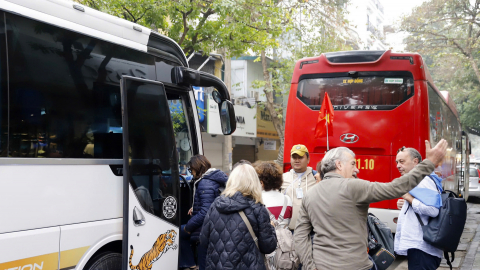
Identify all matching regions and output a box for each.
[291,144,309,157]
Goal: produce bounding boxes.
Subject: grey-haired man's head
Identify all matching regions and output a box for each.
[321,147,359,179]
[396,147,422,175]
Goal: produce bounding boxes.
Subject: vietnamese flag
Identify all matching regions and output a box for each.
[314,92,334,138]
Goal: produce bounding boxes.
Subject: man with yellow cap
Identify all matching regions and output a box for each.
[281,144,317,231]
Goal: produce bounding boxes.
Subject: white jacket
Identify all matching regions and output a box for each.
[281,167,316,230]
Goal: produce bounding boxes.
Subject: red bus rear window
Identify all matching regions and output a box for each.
[297,72,414,110]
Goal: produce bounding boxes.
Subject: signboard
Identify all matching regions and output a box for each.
[193,86,205,123]
[207,94,256,137]
[231,105,257,137]
[264,141,276,150]
[257,107,279,139]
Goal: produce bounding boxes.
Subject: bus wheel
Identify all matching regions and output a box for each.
[85,252,122,270]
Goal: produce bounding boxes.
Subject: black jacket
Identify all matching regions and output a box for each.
[200,191,277,270]
[185,169,228,241]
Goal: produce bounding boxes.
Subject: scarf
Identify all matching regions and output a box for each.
[409,172,443,209]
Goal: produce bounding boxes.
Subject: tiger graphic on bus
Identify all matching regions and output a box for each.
[129,229,178,270]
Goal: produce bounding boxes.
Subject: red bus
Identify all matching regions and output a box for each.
[284,50,470,232]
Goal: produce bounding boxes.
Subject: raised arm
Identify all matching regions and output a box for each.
[350,140,447,204]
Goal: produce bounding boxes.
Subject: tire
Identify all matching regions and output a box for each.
[84,252,122,270]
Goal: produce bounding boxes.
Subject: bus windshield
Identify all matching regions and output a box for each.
[297,72,414,110]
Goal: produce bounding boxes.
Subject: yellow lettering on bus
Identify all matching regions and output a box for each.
[356,159,375,170]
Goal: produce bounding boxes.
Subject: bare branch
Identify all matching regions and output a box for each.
[122,6,138,22]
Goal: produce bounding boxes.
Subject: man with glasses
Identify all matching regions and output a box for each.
[394,146,444,270]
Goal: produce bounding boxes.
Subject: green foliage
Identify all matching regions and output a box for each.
[252,0,351,127]
[430,55,480,130]
[401,0,480,131]
[171,110,186,135]
[76,0,284,57]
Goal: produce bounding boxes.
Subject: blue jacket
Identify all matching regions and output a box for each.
[200,192,277,270]
[185,169,228,240]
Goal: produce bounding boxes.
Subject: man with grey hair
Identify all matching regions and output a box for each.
[394,146,444,270]
[294,140,448,270]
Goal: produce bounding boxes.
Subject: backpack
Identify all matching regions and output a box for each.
[265,196,300,270]
[367,213,395,270]
[413,176,467,270]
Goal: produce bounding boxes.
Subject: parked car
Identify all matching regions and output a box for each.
[468,167,480,198]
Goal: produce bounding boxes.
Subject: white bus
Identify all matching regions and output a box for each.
[0,1,236,269]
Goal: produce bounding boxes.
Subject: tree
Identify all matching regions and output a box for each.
[76,0,283,57]
[428,54,480,131]
[254,0,351,164]
[401,0,480,131]
[402,0,480,83]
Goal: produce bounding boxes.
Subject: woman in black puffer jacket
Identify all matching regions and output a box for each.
[200,164,277,270]
[180,155,228,270]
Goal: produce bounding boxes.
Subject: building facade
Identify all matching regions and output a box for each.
[347,0,387,50]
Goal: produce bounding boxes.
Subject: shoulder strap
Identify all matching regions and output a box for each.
[265,207,276,222]
[278,195,289,223]
[426,175,441,194]
[444,251,453,270]
[239,210,259,250]
[414,211,425,227]
[406,202,424,226]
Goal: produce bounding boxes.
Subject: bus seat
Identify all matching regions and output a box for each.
[134,186,155,214]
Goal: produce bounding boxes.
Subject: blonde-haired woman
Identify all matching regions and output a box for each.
[200,164,277,270]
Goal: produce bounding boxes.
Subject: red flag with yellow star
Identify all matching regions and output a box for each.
[314,92,334,138]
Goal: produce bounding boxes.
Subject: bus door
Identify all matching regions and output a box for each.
[121,76,180,270]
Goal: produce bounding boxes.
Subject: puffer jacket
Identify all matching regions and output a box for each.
[185,168,228,241]
[200,191,277,270]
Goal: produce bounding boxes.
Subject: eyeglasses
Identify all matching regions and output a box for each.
[397,146,406,154]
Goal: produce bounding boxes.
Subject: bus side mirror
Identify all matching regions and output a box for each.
[220,100,236,135]
[171,66,231,101]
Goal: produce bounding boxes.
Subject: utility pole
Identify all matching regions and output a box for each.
[222,50,233,173]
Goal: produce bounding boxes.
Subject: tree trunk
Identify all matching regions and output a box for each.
[261,50,285,165]
[222,49,233,173]
[468,57,480,85]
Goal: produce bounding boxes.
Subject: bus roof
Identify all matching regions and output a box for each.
[1,0,188,66]
[292,50,427,83]
[292,49,460,119]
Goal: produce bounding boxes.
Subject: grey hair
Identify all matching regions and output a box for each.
[402,148,422,163]
[321,147,355,174]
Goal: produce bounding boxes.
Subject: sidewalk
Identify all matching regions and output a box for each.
[390,201,480,270]
[457,201,480,270]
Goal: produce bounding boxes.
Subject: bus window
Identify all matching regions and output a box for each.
[297,72,414,109]
[167,94,194,172]
[428,84,458,145]
[0,12,7,157]
[5,12,155,158]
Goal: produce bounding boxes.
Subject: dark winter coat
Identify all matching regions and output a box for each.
[185,169,228,241]
[200,191,277,270]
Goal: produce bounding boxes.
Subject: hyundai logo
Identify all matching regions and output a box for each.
[340,133,359,143]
